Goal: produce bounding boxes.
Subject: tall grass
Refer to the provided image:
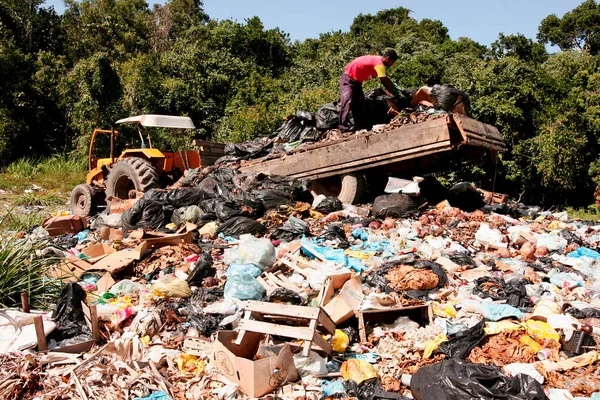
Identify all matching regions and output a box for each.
[0,212,62,308]
[0,154,87,193]
[0,209,46,232]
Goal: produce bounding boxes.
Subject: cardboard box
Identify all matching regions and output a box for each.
[42,215,88,236]
[81,243,116,263]
[213,331,298,398]
[318,273,364,325]
[357,304,432,342]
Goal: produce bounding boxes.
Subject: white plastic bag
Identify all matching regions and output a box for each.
[235,235,276,271]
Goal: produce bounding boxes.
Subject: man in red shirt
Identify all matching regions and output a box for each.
[339,49,399,132]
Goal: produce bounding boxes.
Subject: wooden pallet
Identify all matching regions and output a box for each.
[235,301,335,356]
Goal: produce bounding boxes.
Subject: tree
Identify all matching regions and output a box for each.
[538,0,600,55]
[491,33,548,64]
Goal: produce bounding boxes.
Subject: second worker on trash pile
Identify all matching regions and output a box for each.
[339,49,400,132]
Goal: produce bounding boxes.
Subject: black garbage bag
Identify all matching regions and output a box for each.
[436,320,486,359]
[411,358,546,400]
[364,258,447,295]
[253,189,292,210]
[255,174,312,202]
[316,102,340,130]
[186,253,214,287]
[564,307,600,319]
[54,283,90,339]
[264,287,306,305]
[373,193,424,218]
[504,279,533,308]
[216,216,267,237]
[122,198,171,231]
[272,217,309,242]
[187,313,224,337]
[165,187,212,208]
[208,166,240,184]
[429,84,471,115]
[272,112,319,143]
[448,252,477,268]
[317,224,350,249]
[314,196,343,214]
[344,378,411,400]
[473,277,507,301]
[418,176,449,206]
[214,201,245,221]
[448,182,485,212]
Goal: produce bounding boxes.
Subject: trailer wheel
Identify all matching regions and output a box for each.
[106,157,159,200]
[338,173,366,204]
[70,184,96,217]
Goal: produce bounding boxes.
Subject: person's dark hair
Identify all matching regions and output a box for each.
[383,49,398,60]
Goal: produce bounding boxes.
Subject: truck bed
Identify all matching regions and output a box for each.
[239,113,506,180]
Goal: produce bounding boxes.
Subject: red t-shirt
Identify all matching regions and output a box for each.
[344,55,387,83]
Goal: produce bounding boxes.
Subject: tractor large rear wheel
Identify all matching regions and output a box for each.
[105,157,159,200]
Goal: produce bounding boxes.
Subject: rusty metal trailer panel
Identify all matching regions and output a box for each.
[239,114,506,181]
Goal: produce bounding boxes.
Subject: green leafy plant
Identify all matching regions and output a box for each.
[0,225,62,309]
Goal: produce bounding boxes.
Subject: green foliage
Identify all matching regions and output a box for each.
[0,228,61,308]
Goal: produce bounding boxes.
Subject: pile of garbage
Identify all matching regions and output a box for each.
[215,84,465,165]
[4,166,600,400]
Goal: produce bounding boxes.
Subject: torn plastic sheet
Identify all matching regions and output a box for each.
[301,238,366,272]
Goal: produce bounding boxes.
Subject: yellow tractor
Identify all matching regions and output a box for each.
[70,115,224,217]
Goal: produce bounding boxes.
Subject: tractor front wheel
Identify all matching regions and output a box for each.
[70,184,97,217]
[105,157,160,201]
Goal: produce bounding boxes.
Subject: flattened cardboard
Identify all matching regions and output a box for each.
[319,274,364,325]
[107,196,139,214]
[213,331,298,398]
[42,215,88,237]
[95,273,116,292]
[91,242,147,275]
[51,255,92,282]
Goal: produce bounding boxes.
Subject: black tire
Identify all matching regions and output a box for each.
[338,173,366,204]
[70,184,96,217]
[105,157,159,200]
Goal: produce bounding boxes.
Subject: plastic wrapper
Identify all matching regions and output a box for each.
[223,274,265,300]
[411,359,546,400]
[216,216,267,237]
[340,359,378,384]
[294,351,328,377]
[373,193,423,218]
[109,279,146,296]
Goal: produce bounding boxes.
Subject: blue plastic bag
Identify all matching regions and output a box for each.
[479,303,525,321]
[568,247,600,260]
[301,239,366,272]
[224,273,265,300]
[134,391,172,400]
[227,263,262,278]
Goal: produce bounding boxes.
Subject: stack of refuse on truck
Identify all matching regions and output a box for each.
[4,170,600,399]
[215,84,470,165]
